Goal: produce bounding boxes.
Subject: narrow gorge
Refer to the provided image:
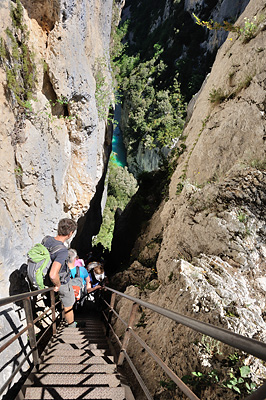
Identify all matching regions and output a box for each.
[1,0,266,399]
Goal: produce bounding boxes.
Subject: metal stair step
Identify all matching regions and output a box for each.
[37,363,117,374]
[47,342,109,350]
[43,348,111,357]
[42,355,115,364]
[55,332,107,339]
[26,373,121,387]
[58,327,105,333]
[24,386,126,399]
[51,336,106,344]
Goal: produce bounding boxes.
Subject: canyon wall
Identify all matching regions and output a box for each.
[0,0,113,297]
[112,0,266,398]
[0,0,114,394]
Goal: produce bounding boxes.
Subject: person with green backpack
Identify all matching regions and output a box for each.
[27,218,78,327]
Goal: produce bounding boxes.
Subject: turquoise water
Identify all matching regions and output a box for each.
[111,103,127,167]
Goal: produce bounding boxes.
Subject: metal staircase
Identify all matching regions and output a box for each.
[18,314,133,400]
[2,287,266,400]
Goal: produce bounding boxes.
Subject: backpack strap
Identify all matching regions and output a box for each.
[75,266,80,278]
[41,236,70,285]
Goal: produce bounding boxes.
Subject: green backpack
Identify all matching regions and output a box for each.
[27,241,65,289]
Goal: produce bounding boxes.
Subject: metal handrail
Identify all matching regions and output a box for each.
[103,286,266,400]
[0,287,61,397]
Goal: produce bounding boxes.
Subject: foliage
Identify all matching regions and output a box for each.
[113,24,187,150]
[136,311,147,328]
[200,335,222,356]
[193,13,265,43]
[182,365,255,397]
[110,20,130,76]
[249,158,266,170]
[192,13,240,34]
[240,16,262,43]
[222,366,256,395]
[237,210,247,223]
[209,87,227,104]
[93,57,112,121]
[0,0,37,109]
[159,379,177,391]
[93,159,138,249]
[14,165,23,176]
[25,97,77,126]
[182,348,257,398]
[182,370,219,394]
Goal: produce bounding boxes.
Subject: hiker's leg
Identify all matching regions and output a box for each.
[64,305,74,324]
[58,281,75,324]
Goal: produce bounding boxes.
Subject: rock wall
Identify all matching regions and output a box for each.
[0,0,114,395]
[0,0,113,297]
[111,0,266,398]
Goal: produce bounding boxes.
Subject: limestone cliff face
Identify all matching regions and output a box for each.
[0,0,113,298]
[0,0,114,394]
[112,0,266,398]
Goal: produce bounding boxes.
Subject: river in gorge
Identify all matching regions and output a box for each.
[111,103,127,167]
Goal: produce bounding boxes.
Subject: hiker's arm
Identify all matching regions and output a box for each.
[49,261,61,291]
[85,275,91,292]
[85,276,101,293]
[87,285,102,293]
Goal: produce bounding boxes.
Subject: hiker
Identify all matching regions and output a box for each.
[68,249,88,284]
[68,248,91,296]
[86,262,108,299]
[42,218,77,327]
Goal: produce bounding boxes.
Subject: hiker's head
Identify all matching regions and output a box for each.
[94,265,104,279]
[58,218,77,237]
[68,248,77,264]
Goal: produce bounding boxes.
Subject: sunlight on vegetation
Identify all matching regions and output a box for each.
[112,20,186,150]
[93,155,138,249]
[193,13,265,43]
[93,57,112,121]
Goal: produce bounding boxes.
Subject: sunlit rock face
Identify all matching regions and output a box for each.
[111,0,266,397]
[0,0,113,297]
[0,0,114,393]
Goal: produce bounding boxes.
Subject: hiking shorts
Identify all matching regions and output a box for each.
[58,281,75,308]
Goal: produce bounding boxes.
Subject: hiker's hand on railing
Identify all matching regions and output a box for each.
[53,285,60,292]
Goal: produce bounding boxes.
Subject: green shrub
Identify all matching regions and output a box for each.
[209,88,227,104]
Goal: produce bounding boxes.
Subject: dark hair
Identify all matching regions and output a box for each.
[58,218,77,236]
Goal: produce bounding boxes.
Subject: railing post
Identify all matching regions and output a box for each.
[106,292,116,337]
[50,290,56,335]
[23,297,40,366]
[118,302,138,366]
